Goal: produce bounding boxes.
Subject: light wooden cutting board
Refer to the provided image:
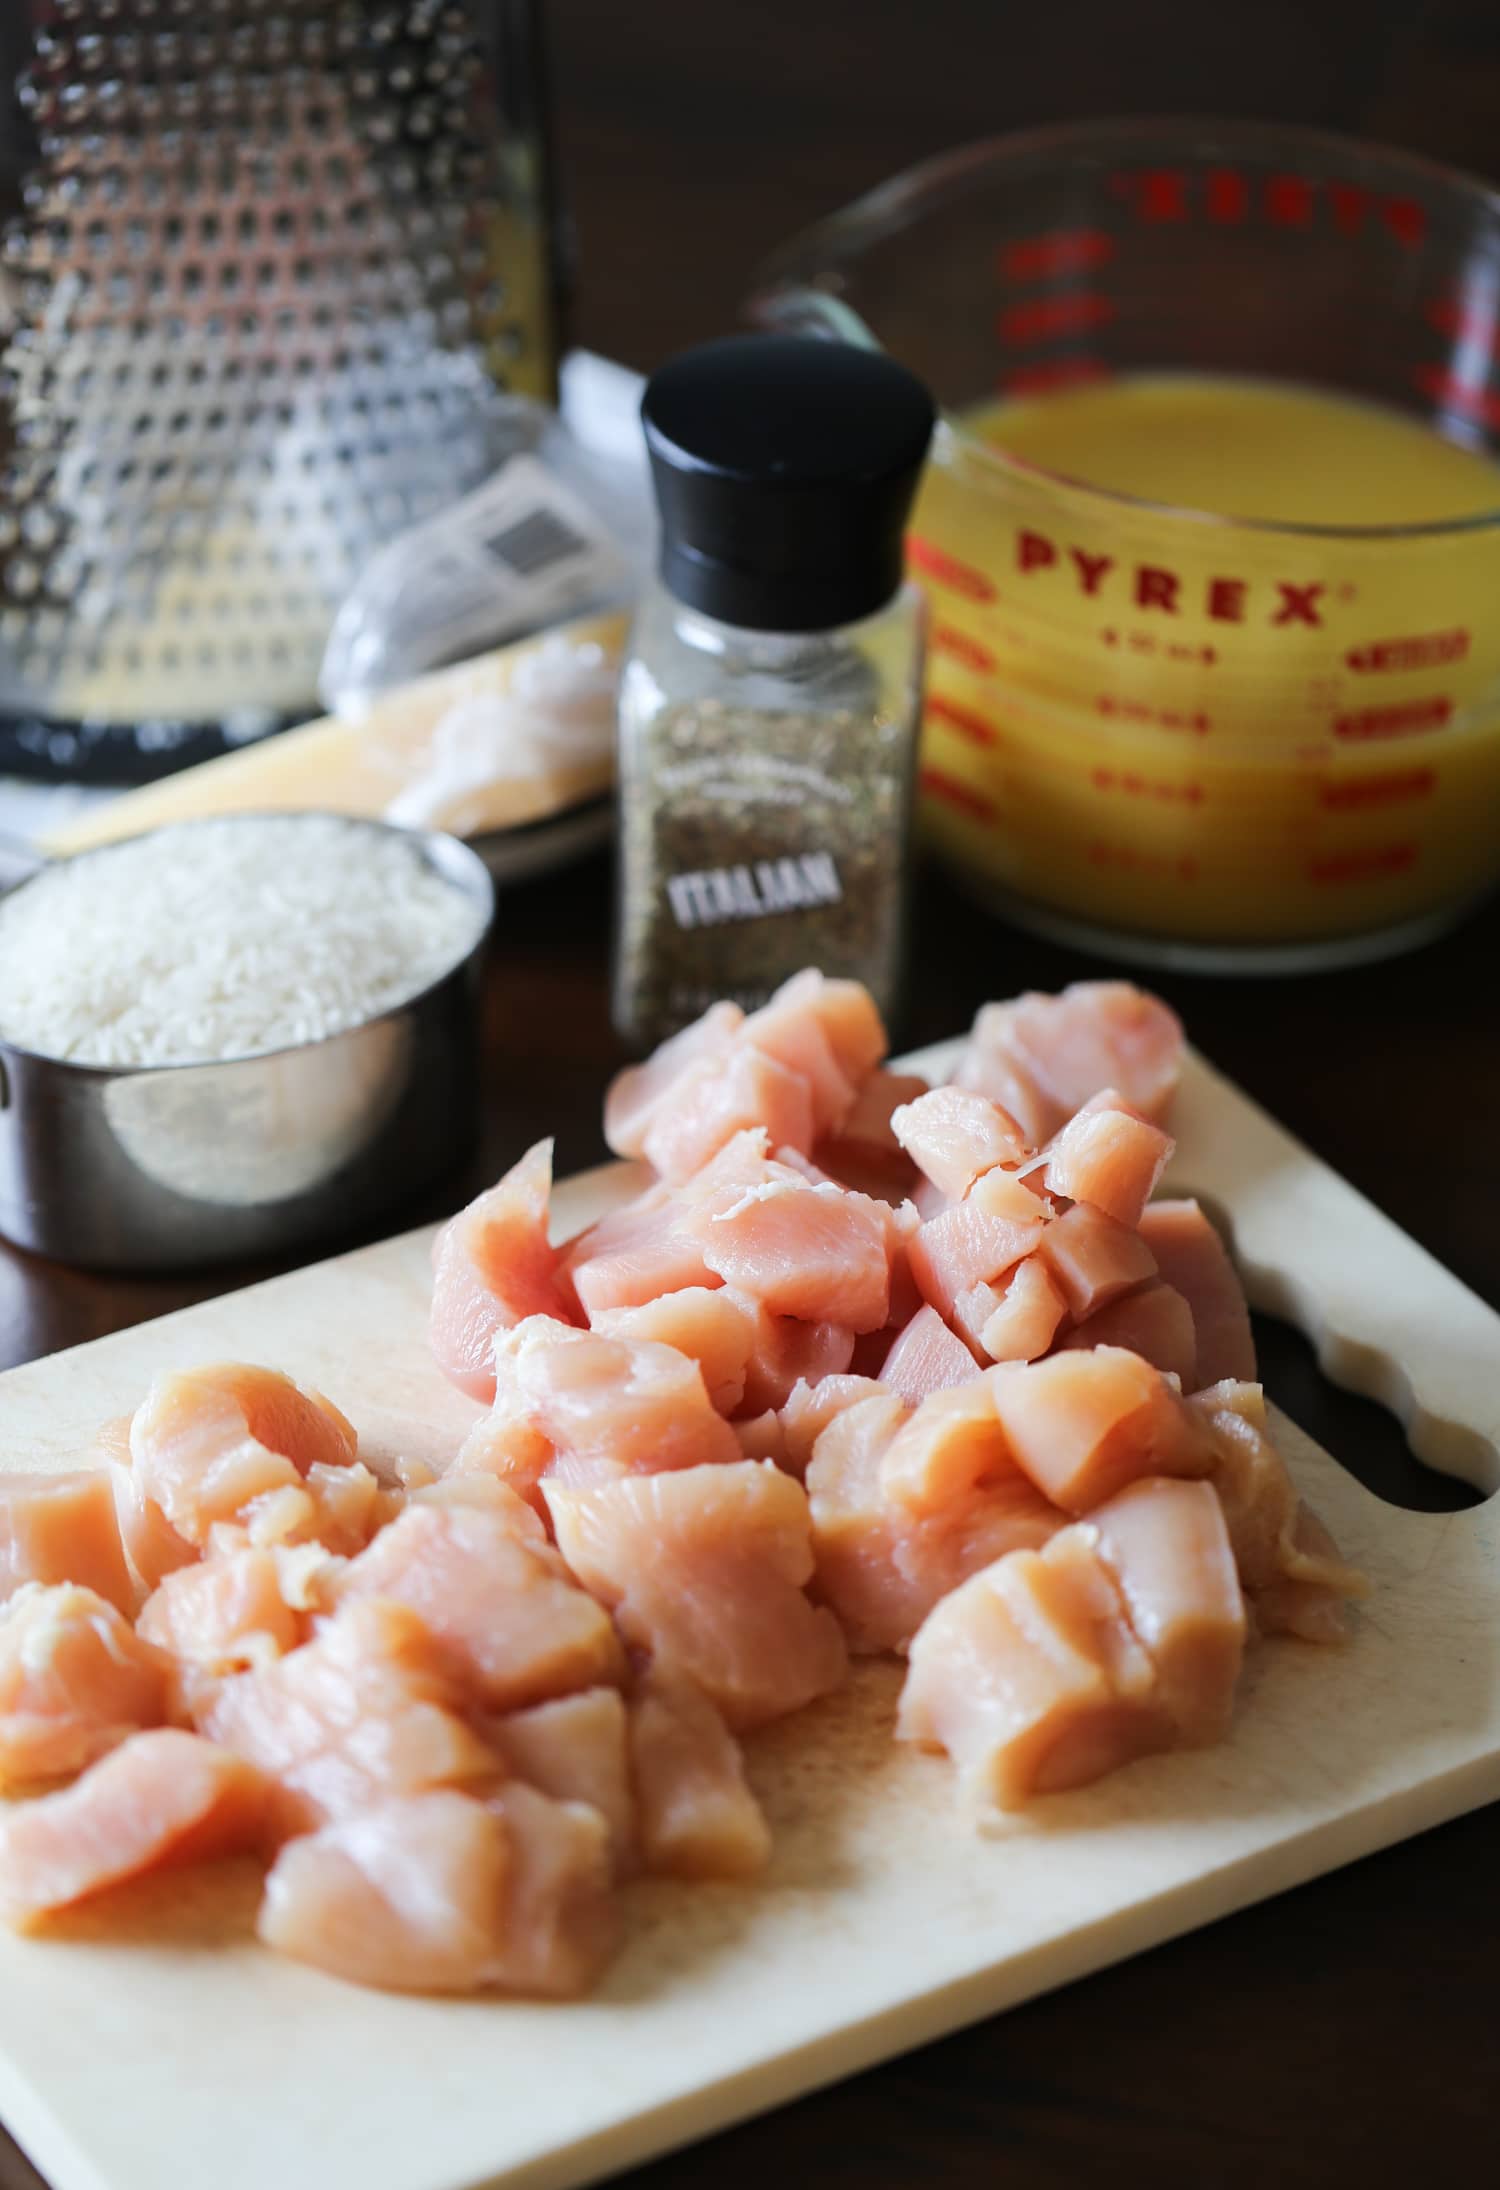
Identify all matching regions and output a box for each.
[0,1043,1496,2190]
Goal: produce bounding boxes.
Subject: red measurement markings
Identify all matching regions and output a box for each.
[1091,765,1205,803]
[1425,291,1500,349]
[1000,228,1114,281]
[1307,842,1418,884]
[930,624,998,674]
[1097,695,1211,733]
[1266,173,1315,228]
[996,293,1114,346]
[1000,358,1113,396]
[1088,840,1199,881]
[1334,695,1453,738]
[1412,362,1500,430]
[1206,168,1248,224]
[907,535,996,602]
[1345,629,1467,674]
[926,693,1001,747]
[1319,768,1436,811]
[921,767,995,823]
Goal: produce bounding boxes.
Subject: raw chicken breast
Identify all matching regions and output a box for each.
[137,1547,312,1709]
[1059,1281,1198,1387]
[258,1790,507,1995]
[563,1186,719,1317]
[1043,1093,1174,1230]
[1036,1201,1158,1318]
[590,1287,755,1415]
[485,1780,620,1998]
[628,1667,771,1880]
[776,1374,889,1477]
[686,1175,895,1334]
[959,982,1184,1141]
[0,1729,269,1927]
[970,1254,1068,1364]
[0,1470,136,1616]
[200,1599,497,1839]
[545,1462,848,1729]
[1187,1382,1365,1638]
[880,1305,983,1403]
[989,1347,1213,1512]
[742,979,859,1137]
[815,1068,929,1199]
[489,1688,635,1875]
[1088,1478,1246,1741]
[808,1393,1059,1655]
[429,1140,577,1403]
[333,1498,624,1711]
[736,1303,858,1418]
[880,1378,1019,1515]
[890,1085,1030,1201]
[642,1045,816,1184]
[898,1527,1169,1809]
[0,1585,169,1786]
[128,1364,358,1549]
[110,1457,197,1594]
[907,1170,1045,1328]
[1138,1200,1256,1386]
[605,1000,745,1158]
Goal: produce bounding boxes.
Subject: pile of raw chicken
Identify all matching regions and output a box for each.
[0,974,1363,1998]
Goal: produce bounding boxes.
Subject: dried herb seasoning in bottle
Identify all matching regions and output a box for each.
[612,334,935,1049]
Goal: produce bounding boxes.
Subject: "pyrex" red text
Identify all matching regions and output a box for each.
[1016,530,1326,626]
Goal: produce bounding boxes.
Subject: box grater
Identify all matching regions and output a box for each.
[0,0,565,783]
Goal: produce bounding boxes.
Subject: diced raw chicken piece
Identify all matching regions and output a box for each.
[110,1458,197,1594]
[545,1462,847,1729]
[1138,1200,1256,1386]
[1043,1093,1174,1230]
[605,1000,745,1158]
[898,1528,1168,1809]
[997,983,1184,1127]
[429,1141,577,1403]
[1187,1382,1365,1637]
[891,1085,1030,1201]
[137,1547,310,1707]
[333,1499,624,1711]
[300,1460,388,1554]
[489,1688,635,1875]
[686,1176,894,1334]
[562,1186,719,1317]
[200,1599,497,1839]
[448,1405,556,1511]
[880,1306,983,1403]
[258,1790,507,1995]
[0,1730,270,1927]
[473,1316,741,1507]
[907,1171,1045,1328]
[990,1347,1213,1512]
[762,969,887,1086]
[732,1411,788,1465]
[1059,1281,1198,1387]
[815,1068,929,1199]
[411,1472,551,1539]
[590,1287,755,1414]
[808,1394,1059,1655]
[742,979,858,1137]
[642,1044,816,1184]
[734,1297,857,1417]
[0,1470,136,1616]
[972,1254,1069,1363]
[628,1667,771,1880]
[128,1364,357,1550]
[776,1374,888,1476]
[485,1780,620,1998]
[880,1379,1018,1514]
[1037,1201,1158,1318]
[0,1585,169,1786]
[952,1007,1058,1148]
[1088,1478,1246,1740]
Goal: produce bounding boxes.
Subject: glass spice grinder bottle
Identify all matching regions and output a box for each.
[612,334,936,1049]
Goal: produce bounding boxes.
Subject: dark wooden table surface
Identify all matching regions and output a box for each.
[5,1,1500,2183]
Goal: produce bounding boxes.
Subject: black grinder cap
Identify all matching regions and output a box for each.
[641,334,936,634]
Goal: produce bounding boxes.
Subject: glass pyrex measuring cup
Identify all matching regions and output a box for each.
[751,120,1500,969]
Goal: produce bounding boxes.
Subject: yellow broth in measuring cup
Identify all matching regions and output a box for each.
[911,372,1500,961]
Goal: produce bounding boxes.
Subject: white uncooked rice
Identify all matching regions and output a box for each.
[0,814,488,1068]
